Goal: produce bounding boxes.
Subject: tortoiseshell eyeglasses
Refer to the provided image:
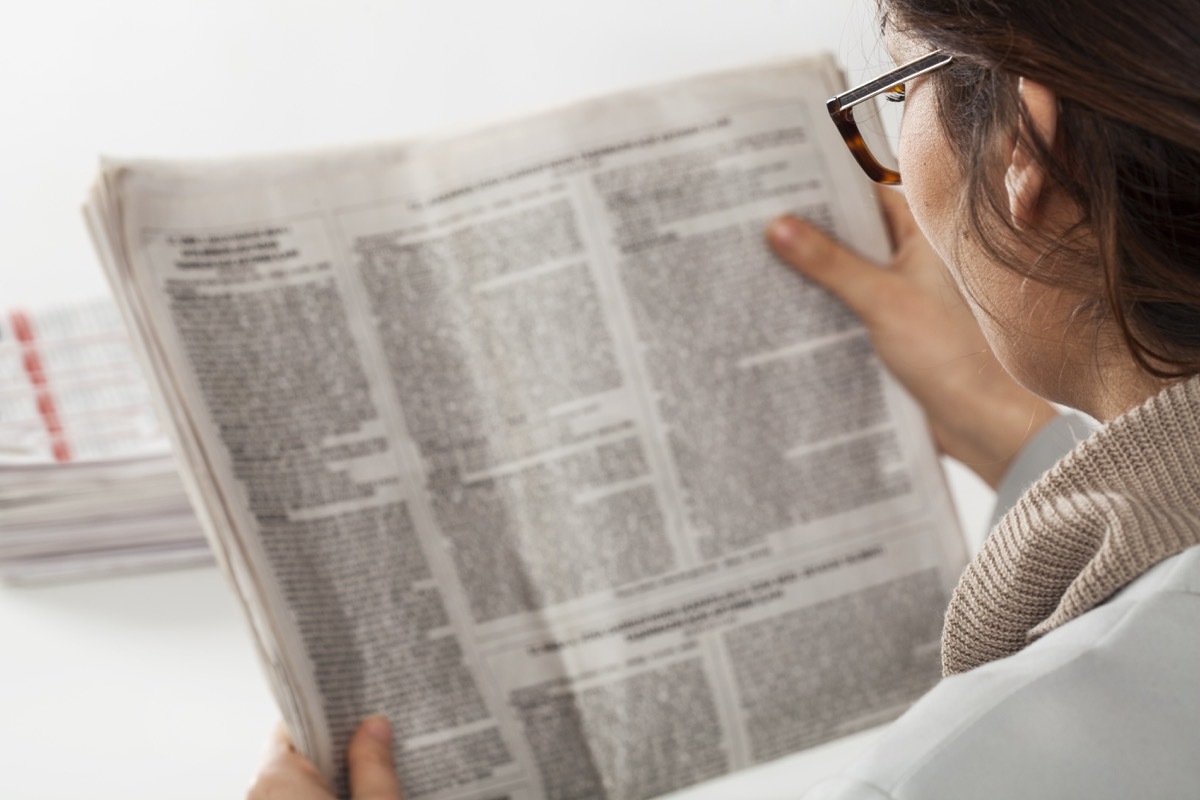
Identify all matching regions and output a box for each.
[827,50,954,185]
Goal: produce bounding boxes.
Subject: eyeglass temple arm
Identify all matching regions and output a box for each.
[828,50,953,113]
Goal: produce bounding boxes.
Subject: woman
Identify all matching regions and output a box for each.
[250,0,1200,796]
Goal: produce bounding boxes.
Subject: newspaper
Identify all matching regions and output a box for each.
[86,55,967,800]
[0,299,210,583]
[0,298,167,464]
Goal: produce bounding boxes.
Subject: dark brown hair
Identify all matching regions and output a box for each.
[885,0,1200,377]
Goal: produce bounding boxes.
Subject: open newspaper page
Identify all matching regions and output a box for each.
[87,55,967,800]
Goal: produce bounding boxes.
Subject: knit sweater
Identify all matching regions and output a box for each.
[942,374,1200,675]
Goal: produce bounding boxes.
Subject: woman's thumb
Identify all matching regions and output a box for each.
[767,216,890,318]
[347,716,404,799]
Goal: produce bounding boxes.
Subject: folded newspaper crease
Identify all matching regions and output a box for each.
[84,55,966,800]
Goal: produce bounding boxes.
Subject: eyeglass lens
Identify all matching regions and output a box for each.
[852,86,904,174]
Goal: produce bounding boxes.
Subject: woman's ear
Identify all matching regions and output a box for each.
[1005,78,1058,228]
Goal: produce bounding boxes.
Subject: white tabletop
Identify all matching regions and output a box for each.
[0,2,997,796]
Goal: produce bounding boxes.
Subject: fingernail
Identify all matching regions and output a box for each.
[362,715,392,744]
[768,217,803,248]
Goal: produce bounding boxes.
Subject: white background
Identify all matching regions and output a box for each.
[0,2,994,798]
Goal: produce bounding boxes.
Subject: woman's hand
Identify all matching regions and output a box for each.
[767,188,1057,488]
[248,717,403,800]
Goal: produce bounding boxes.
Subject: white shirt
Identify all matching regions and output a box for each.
[804,416,1200,799]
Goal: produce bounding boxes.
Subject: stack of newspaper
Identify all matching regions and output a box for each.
[0,298,209,584]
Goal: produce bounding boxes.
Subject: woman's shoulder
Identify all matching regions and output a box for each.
[804,545,1200,800]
